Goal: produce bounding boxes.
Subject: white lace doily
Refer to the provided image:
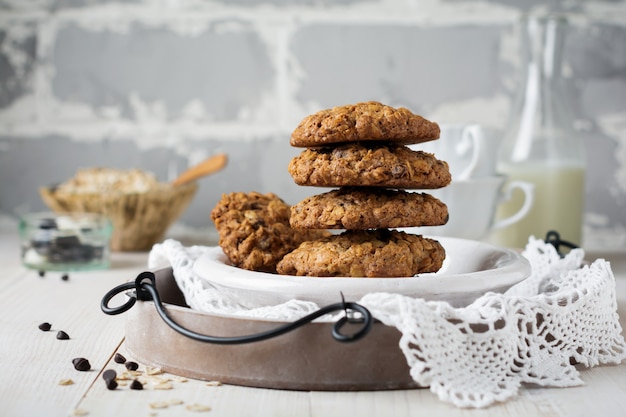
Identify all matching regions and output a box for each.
[148,237,626,408]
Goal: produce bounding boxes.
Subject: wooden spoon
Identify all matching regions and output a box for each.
[171,153,228,187]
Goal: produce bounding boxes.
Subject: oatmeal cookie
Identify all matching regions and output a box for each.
[276,229,445,277]
[288,143,451,189]
[290,187,449,229]
[290,101,440,148]
[211,192,328,273]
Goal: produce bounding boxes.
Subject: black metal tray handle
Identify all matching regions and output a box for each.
[101,271,373,344]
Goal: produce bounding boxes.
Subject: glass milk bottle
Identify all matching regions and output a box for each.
[492,15,586,249]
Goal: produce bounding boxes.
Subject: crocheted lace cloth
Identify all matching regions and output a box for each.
[148,237,626,408]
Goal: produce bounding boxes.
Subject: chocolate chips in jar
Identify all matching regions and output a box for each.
[19,212,112,274]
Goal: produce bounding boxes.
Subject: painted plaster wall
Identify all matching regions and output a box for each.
[0,0,624,249]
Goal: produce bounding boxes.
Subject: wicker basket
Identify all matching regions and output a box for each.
[39,182,198,252]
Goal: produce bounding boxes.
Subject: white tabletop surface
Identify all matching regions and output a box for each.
[1,225,626,417]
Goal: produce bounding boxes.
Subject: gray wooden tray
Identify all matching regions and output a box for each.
[124,267,419,391]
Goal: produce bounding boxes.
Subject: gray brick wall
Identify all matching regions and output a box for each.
[1,0,625,249]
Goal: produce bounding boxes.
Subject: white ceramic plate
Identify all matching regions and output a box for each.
[192,237,531,308]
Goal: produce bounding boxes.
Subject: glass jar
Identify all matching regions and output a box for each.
[491,15,586,249]
[19,212,113,272]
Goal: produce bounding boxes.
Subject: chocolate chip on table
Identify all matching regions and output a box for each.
[102,369,117,382]
[56,330,70,340]
[130,379,143,390]
[38,322,52,331]
[102,369,118,390]
[72,358,91,372]
[105,378,118,390]
[125,361,139,371]
[113,353,126,364]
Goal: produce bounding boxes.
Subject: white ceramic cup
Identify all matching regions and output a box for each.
[415,124,501,180]
[403,176,535,240]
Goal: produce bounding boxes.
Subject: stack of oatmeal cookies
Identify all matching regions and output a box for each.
[276,101,451,277]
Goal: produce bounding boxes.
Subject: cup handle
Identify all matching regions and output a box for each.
[491,180,535,231]
[456,125,481,180]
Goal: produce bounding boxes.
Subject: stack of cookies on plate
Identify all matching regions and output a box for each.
[276,101,451,278]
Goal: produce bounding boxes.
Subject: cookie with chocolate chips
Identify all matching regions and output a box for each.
[276,229,445,278]
[290,187,449,230]
[288,143,451,189]
[290,101,440,148]
[211,192,329,273]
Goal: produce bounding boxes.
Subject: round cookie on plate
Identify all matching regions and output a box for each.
[276,229,445,278]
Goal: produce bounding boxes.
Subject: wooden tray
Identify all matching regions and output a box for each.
[124,267,419,391]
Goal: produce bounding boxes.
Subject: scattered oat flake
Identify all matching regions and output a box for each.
[173,376,188,383]
[146,367,163,375]
[149,402,169,409]
[117,372,132,381]
[59,379,74,386]
[168,399,184,406]
[206,381,222,387]
[154,382,173,390]
[148,376,170,384]
[70,409,89,416]
[186,403,212,412]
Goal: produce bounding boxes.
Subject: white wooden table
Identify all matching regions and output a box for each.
[2,225,626,417]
